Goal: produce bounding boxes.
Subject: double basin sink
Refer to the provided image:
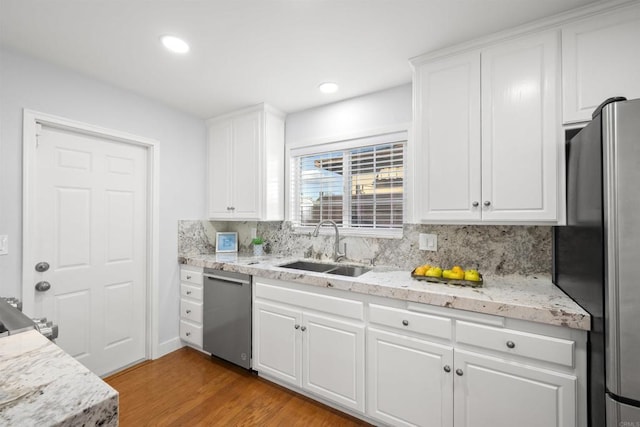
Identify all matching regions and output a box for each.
[279,260,371,277]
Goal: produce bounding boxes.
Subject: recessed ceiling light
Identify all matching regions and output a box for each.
[161,35,190,54]
[318,82,339,94]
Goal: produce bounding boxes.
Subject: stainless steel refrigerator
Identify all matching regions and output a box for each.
[554,97,640,426]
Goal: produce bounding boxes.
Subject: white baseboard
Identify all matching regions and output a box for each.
[155,336,184,359]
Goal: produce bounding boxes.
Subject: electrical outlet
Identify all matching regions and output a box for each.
[0,235,7,255]
[419,233,437,251]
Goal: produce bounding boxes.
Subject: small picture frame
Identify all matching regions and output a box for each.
[216,232,238,253]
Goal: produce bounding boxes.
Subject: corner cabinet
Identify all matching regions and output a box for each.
[206,103,285,220]
[562,3,640,124]
[413,30,562,224]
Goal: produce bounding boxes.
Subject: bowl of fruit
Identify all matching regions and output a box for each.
[411,264,483,287]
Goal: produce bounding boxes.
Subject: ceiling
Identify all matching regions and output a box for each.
[0,0,600,119]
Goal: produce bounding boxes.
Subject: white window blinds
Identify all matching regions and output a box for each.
[290,131,406,232]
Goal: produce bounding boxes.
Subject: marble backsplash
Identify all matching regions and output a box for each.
[178,220,552,275]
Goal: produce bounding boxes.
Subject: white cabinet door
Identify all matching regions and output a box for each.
[231,111,261,219]
[207,120,233,218]
[414,51,482,222]
[302,312,365,412]
[481,30,559,222]
[453,349,577,427]
[367,328,454,427]
[253,301,302,387]
[562,4,640,123]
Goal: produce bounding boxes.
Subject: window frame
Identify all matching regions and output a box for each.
[287,129,408,238]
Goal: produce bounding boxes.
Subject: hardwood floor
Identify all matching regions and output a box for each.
[105,347,371,426]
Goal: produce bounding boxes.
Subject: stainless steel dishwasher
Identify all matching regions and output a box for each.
[203,269,252,369]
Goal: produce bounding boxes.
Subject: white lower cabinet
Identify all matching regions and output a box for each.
[253,282,365,413]
[367,328,454,427]
[453,349,576,427]
[179,266,204,349]
[251,278,585,426]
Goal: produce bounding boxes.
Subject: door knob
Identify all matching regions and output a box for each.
[35,262,50,272]
[35,281,51,292]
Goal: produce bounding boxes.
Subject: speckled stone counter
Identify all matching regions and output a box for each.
[179,254,590,331]
[0,330,118,426]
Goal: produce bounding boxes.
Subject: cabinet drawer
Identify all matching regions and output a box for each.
[180,283,203,302]
[180,299,203,323]
[180,269,203,285]
[456,321,575,367]
[180,320,203,347]
[369,304,452,340]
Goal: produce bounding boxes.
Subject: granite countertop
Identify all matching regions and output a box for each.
[180,253,590,331]
[0,330,118,426]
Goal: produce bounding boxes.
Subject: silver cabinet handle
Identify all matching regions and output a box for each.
[484,201,491,207]
[294,324,300,329]
[186,275,192,280]
[301,326,307,331]
[186,309,191,314]
[444,365,451,373]
[402,320,409,326]
[186,332,191,337]
[456,369,463,376]
[186,290,192,295]
[35,262,50,272]
[506,340,515,349]
[472,201,479,207]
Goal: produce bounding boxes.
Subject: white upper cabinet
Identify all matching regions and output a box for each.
[562,3,640,124]
[412,30,561,224]
[414,51,482,222]
[481,31,560,222]
[206,104,285,220]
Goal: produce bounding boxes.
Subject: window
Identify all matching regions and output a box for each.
[290,131,406,235]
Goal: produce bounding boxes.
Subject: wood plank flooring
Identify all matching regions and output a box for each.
[105,347,371,426]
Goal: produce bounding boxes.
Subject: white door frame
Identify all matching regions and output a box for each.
[21,109,161,361]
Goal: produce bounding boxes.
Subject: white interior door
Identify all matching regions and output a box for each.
[29,123,148,376]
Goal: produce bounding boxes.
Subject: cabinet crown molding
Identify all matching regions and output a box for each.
[206,102,286,124]
[410,0,637,66]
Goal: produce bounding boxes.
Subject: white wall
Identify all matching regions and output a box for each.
[285,84,412,145]
[0,48,206,349]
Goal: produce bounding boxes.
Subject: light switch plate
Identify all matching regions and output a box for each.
[419,233,437,251]
[0,235,7,255]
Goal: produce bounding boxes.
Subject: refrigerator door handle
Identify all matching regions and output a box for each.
[603,102,621,394]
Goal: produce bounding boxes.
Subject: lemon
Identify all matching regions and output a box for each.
[414,266,427,276]
[451,265,464,274]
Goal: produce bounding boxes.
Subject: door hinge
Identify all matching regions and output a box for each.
[35,123,42,148]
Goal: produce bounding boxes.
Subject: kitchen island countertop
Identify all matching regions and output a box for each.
[180,254,590,330]
[0,330,118,426]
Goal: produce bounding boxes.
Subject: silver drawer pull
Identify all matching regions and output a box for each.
[484,201,491,207]
[186,291,192,295]
[186,309,191,314]
[301,326,307,331]
[186,275,192,280]
[294,324,300,329]
[506,340,515,349]
[186,332,191,337]
[402,320,409,326]
[444,365,451,373]
[472,201,479,207]
[456,369,463,376]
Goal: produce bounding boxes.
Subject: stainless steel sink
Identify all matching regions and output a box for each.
[279,261,370,277]
[279,261,336,273]
[326,265,371,277]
